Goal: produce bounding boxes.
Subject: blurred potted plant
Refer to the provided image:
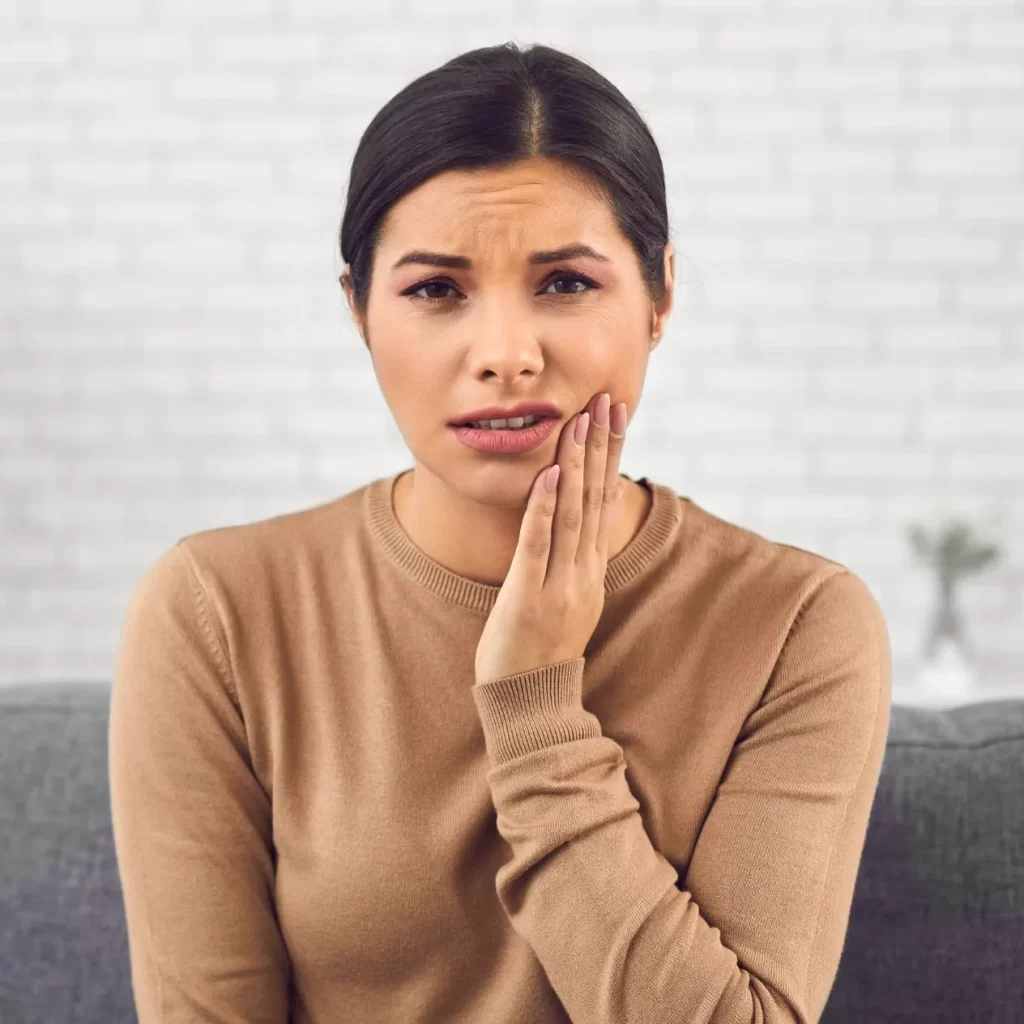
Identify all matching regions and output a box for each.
[907,517,1001,704]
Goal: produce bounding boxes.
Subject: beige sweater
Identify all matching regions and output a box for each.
[109,470,891,1023]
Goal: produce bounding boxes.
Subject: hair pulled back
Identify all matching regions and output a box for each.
[339,41,671,321]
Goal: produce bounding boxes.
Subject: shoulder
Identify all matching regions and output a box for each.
[125,481,372,654]
[673,494,849,601]
[672,491,889,666]
[174,483,368,592]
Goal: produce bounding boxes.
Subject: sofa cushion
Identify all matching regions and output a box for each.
[824,697,1024,1022]
[1,682,1022,1023]
[0,684,136,1024]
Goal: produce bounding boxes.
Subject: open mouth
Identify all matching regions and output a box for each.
[452,414,558,431]
[448,415,561,452]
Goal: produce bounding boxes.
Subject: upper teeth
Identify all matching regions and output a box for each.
[469,414,541,430]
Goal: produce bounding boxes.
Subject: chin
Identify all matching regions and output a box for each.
[460,467,540,507]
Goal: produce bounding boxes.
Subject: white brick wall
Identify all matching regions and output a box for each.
[1,0,1021,701]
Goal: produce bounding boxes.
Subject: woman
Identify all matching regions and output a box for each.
[109,42,892,1024]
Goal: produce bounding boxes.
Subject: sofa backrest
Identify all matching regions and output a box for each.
[825,694,1024,1022]
[1,682,1022,1024]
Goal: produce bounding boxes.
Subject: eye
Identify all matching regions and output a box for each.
[542,273,596,297]
[406,279,460,302]
[402,271,599,304]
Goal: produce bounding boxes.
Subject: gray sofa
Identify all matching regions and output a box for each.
[1,683,1022,1024]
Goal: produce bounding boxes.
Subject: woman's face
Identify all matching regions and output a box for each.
[341,155,673,509]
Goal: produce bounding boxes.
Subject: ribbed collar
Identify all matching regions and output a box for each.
[364,470,683,614]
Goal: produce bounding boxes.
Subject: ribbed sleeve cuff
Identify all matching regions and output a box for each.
[470,657,602,766]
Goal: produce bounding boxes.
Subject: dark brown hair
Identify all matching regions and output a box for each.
[339,41,672,321]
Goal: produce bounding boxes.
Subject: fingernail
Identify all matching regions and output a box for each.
[574,413,590,446]
[593,393,610,428]
[610,402,627,436]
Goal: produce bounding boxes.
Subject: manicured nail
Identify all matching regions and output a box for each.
[574,413,590,447]
[593,393,610,428]
[610,402,627,436]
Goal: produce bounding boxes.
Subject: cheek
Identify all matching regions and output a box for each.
[593,333,648,383]
[369,348,421,427]
[373,351,450,426]
[603,352,649,420]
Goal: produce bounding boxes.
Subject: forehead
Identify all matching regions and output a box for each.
[379,158,620,256]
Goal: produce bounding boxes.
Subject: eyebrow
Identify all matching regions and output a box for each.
[390,243,612,272]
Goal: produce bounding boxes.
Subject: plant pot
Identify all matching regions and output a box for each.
[914,634,980,707]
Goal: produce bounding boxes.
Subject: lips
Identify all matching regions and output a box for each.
[450,415,560,453]
[457,413,557,427]
[449,402,562,425]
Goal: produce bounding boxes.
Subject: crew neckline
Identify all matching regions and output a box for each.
[364,470,683,614]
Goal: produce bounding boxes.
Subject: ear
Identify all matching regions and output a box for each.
[340,265,369,349]
[650,243,674,347]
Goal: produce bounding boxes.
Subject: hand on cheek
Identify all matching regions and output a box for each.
[473,391,629,685]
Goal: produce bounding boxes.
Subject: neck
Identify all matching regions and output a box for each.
[391,465,649,586]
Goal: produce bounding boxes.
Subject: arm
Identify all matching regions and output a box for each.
[470,568,891,1024]
[109,542,292,1023]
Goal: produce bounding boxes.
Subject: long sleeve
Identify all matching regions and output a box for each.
[470,568,892,1024]
[108,541,293,1023]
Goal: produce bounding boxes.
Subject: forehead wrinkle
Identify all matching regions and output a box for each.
[448,176,585,217]
[387,169,615,271]
[447,191,593,255]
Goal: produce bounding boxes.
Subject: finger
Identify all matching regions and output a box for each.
[510,463,560,594]
[595,401,628,558]
[548,408,588,576]
[578,392,611,561]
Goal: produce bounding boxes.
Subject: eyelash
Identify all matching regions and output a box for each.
[402,271,600,304]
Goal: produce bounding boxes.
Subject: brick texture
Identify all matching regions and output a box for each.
[1,1,1021,699]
